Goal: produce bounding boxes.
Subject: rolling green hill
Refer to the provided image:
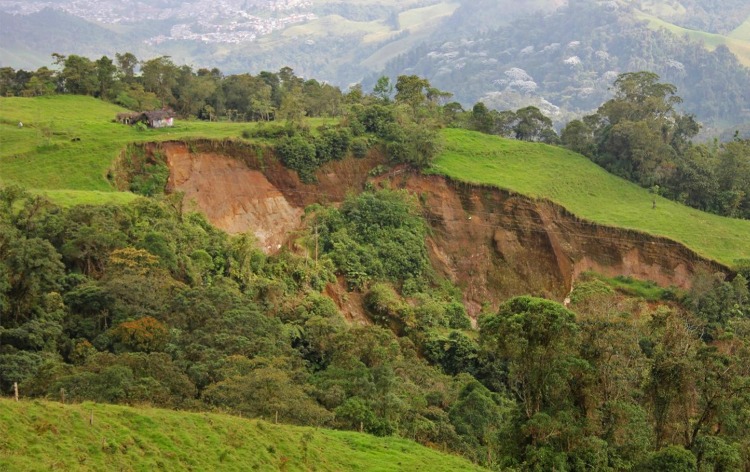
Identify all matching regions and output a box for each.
[2,96,748,266]
[0,399,485,471]
[0,95,261,205]
[433,129,750,267]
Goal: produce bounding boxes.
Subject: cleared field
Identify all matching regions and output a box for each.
[0,95,256,203]
[0,398,485,471]
[398,2,460,31]
[635,10,750,66]
[432,128,750,266]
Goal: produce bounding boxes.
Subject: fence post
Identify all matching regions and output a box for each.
[13,382,18,402]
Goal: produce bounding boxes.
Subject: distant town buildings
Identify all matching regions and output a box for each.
[0,0,316,44]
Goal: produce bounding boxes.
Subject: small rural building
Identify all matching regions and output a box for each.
[116,110,175,128]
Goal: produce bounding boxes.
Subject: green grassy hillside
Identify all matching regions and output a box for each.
[433,129,750,266]
[0,399,485,471]
[2,96,749,266]
[0,95,256,205]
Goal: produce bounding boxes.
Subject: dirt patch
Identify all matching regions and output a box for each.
[163,142,303,253]
[382,172,728,315]
[159,140,728,320]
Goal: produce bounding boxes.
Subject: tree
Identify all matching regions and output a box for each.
[513,106,556,142]
[589,72,697,187]
[470,102,494,134]
[449,379,511,467]
[95,56,118,100]
[636,445,697,472]
[22,67,56,97]
[278,84,306,124]
[373,76,393,103]
[479,296,584,419]
[115,52,138,84]
[141,56,179,108]
[395,75,430,109]
[61,55,97,95]
[561,119,595,156]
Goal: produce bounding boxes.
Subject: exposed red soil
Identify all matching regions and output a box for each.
[160,141,728,318]
[384,172,726,315]
[164,142,303,252]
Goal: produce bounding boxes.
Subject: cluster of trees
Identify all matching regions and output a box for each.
[2,182,750,470]
[462,102,558,143]
[0,54,344,122]
[558,71,750,219]
[265,74,448,179]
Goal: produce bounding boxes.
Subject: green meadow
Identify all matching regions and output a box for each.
[0,399,485,471]
[433,128,750,267]
[0,95,256,205]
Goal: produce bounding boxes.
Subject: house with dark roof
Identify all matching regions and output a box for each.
[116,110,174,128]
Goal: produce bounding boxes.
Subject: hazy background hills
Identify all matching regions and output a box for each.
[2,0,750,132]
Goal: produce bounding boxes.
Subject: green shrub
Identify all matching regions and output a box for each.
[315,126,351,163]
[276,135,318,183]
[351,137,370,158]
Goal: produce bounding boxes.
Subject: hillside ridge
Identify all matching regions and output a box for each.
[0,398,485,471]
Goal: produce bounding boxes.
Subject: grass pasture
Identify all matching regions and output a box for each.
[0,399,485,471]
[433,129,750,266]
[0,95,258,204]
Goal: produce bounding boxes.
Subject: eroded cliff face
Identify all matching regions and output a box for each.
[164,142,302,252]
[162,141,383,253]
[387,174,726,315]
[159,141,727,317]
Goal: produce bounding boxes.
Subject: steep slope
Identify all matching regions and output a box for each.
[164,141,304,252]
[156,134,735,315]
[390,173,724,313]
[0,399,485,471]
[433,129,750,267]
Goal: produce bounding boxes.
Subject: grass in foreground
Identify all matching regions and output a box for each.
[433,128,750,266]
[0,398,485,472]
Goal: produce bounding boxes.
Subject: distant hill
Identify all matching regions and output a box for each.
[0,399,485,471]
[376,0,750,130]
[0,1,460,85]
[2,2,749,128]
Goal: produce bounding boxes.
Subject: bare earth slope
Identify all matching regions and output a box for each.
[164,142,303,253]
[160,142,726,317]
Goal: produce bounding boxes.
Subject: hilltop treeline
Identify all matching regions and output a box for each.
[1,54,344,121]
